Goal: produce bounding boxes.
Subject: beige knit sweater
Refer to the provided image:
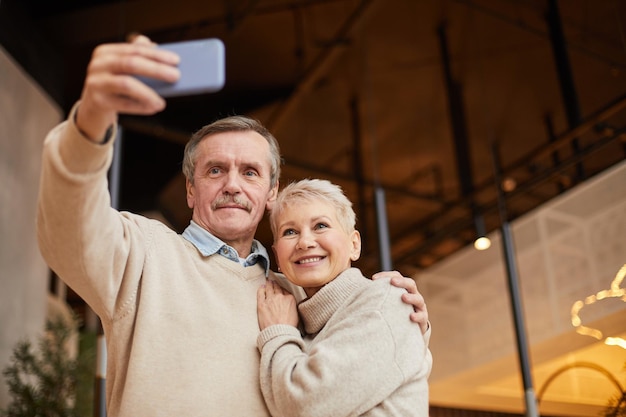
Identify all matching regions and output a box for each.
[257,268,432,417]
[36,106,303,417]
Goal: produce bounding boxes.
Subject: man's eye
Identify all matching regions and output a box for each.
[244,170,258,177]
[209,168,221,175]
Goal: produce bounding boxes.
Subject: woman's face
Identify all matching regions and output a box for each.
[272,200,361,297]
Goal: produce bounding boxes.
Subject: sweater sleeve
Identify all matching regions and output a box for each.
[257,284,429,417]
[36,103,149,323]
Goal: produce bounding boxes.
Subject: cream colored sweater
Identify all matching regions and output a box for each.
[257,268,432,417]
[36,107,303,417]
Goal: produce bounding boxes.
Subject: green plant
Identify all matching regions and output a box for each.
[604,391,626,417]
[1,317,94,417]
[603,362,626,417]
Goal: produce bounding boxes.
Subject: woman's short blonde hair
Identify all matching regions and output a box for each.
[269,179,356,240]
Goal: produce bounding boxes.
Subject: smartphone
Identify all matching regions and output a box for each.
[138,38,225,97]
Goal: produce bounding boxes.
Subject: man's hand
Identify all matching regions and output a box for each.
[372,271,429,334]
[257,280,299,330]
[76,35,181,142]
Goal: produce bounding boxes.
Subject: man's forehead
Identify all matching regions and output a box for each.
[200,130,267,149]
[198,132,271,167]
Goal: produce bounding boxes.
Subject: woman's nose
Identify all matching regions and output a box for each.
[296,231,316,250]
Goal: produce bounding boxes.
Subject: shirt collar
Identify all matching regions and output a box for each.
[182,220,270,276]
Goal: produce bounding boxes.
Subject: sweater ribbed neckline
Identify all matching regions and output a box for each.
[298,268,366,334]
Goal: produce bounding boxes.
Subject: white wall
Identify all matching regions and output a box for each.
[421,160,626,379]
[419,159,626,413]
[0,45,62,406]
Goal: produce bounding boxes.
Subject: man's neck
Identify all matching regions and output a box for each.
[225,238,254,258]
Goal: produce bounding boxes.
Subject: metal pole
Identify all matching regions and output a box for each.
[491,142,539,417]
[374,186,392,271]
[94,333,107,417]
[109,127,123,210]
[350,95,370,247]
[546,0,584,181]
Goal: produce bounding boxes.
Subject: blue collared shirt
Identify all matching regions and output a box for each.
[182,220,270,276]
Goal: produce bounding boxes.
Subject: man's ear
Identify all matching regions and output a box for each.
[186,178,195,209]
[266,181,279,211]
[350,230,362,262]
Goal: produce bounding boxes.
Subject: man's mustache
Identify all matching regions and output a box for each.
[212,196,252,212]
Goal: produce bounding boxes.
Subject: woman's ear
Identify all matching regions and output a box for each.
[350,230,362,262]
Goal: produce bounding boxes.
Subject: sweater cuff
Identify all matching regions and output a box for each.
[58,102,118,175]
[257,324,300,351]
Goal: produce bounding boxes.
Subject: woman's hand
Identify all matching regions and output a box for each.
[257,280,299,330]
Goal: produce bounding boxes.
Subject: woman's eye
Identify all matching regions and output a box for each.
[314,223,329,230]
[282,229,296,236]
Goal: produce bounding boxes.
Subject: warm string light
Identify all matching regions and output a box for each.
[571,264,626,348]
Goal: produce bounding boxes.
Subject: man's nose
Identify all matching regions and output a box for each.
[223,171,242,194]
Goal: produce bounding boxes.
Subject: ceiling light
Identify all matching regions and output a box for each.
[501,177,517,192]
[473,214,491,251]
[474,236,491,251]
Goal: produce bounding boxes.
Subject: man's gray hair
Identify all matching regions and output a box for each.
[182,115,282,187]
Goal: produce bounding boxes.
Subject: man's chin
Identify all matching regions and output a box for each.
[213,218,255,236]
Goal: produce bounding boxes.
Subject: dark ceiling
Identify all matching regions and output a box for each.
[2,0,626,276]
